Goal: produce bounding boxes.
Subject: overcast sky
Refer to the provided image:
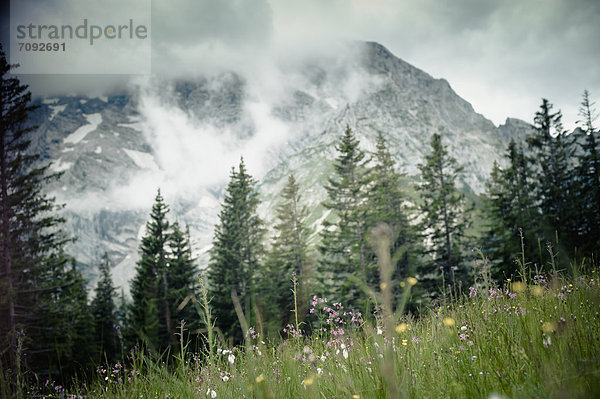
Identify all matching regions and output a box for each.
[2,0,599,129]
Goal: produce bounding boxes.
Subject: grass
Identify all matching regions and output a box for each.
[45,267,599,399]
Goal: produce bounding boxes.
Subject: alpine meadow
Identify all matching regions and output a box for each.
[1,1,600,398]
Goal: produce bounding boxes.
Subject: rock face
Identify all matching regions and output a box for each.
[27,41,533,292]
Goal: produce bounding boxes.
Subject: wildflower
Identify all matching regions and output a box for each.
[401,339,408,346]
[469,286,478,298]
[380,282,387,291]
[255,374,265,383]
[412,336,420,344]
[228,353,235,364]
[353,395,360,399]
[460,326,467,331]
[303,377,314,387]
[407,277,418,286]
[317,367,323,375]
[376,327,383,335]
[222,375,229,382]
[206,388,217,398]
[459,333,467,341]
[395,323,408,333]
[343,349,348,359]
[443,317,455,327]
[541,322,556,333]
[532,286,544,297]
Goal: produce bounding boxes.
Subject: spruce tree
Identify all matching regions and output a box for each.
[527,99,576,249]
[417,133,470,291]
[129,189,171,351]
[208,158,264,342]
[485,140,540,278]
[575,90,600,254]
[258,174,313,335]
[366,133,419,307]
[167,222,199,344]
[0,45,87,381]
[91,253,118,363]
[319,125,370,308]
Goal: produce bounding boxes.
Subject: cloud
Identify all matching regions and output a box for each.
[7,0,600,129]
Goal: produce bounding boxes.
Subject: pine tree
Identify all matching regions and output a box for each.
[319,125,370,308]
[208,158,264,342]
[129,189,171,351]
[63,262,95,375]
[574,90,600,254]
[91,253,118,363]
[527,99,576,249]
[0,45,87,381]
[484,140,541,278]
[366,133,419,307]
[417,133,470,291]
[167,222,199,344]
[258,175,313,335]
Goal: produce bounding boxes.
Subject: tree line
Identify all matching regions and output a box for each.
[1,41,598,387]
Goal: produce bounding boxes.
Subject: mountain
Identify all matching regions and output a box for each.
[27,41,533,292]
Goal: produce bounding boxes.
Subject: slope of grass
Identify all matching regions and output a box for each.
[54,269,600,399]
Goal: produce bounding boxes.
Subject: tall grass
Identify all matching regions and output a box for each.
[73,251,600,398]
[8,244,600,398]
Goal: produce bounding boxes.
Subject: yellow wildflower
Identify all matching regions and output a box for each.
[255,374,265,383]
[407,277,418,286]
[511,281,526,293]
[443,317,455,327]
[395,323,408,333]
[542,322,556,333]
[303,377,314,387]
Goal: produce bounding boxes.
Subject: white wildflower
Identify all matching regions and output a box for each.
[228,353,235,364]
[343,349,348,359]
[206,388,217,398]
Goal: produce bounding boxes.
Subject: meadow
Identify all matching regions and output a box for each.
[23,263,599,399]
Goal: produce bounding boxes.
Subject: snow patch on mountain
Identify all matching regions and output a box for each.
[123,149,159,171]
[50,159,73,173]
[49,104,67,120]
[64,113,102,144]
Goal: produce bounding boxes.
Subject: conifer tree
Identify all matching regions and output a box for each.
[319,126,370,308]
[366,133,419,306]
[0,45,88,381]
[91,253,118,363]
[258,175,313,335]
[129,189,171,351]
[208,158,264,342]
[417,133,470,290]
[575,90,600,254]
[167,222,198,343]
[527,99,576,248]
[485,140,540,278]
